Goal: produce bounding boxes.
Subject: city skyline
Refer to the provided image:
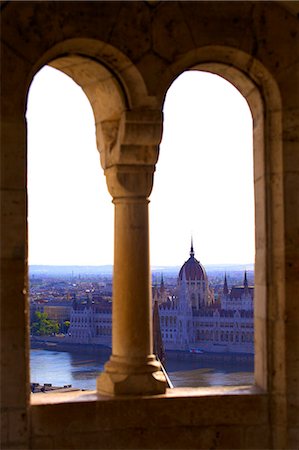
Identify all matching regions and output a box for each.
[27,67,254,266]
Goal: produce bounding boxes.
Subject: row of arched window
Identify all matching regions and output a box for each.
[194,321,252,328]
[196,330,253,343]
[72,316,92,323]
[96,326,111,336]
[160,316,177,326]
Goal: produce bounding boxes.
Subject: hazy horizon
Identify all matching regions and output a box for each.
[29,262,254,268]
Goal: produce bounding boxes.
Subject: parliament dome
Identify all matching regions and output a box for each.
[178,242,207,282]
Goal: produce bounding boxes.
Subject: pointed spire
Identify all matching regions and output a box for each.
[160,273,165,299]
[160,273,164,288]
[243,270,248,287]
[190,236,194,257]
[153,300,165,364]
[243,270,249,295]
[153,284,157,301]
[223,273,229,295]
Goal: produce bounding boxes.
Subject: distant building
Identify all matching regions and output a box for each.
[43,303,72,324]
[30,301,72,325]
[159,244,254,354]
[67,294,112,346]
[68,243,254,354]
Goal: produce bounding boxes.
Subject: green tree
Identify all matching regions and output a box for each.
[62,320,70,334]
[31,311,60,336]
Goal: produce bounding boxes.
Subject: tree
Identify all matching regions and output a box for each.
[62,320,70,334]
[31,311,60,336]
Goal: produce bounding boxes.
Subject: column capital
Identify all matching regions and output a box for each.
[104,164,155,200]
[97,109,163,170]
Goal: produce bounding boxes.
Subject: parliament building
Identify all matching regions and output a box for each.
[2,2,298,448]
[158,244,254,354]
[68,243,254,354]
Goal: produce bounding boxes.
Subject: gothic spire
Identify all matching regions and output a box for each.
[223,273,229,296]
[243,270,248,286]
[243,270,249,295]
[160,273,164,288]
[190,236,194,257]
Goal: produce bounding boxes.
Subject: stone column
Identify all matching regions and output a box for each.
[97,111,167,395]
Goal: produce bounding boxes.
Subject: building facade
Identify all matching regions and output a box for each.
[67,295,112,346]
[158,244,254,353]
[68,244,254,354]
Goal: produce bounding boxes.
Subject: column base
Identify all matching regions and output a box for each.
[97,354,167,396]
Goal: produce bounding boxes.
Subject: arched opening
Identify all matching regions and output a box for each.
[151,70,256,387]
[27,65,114,267]
[3,3,296,447]
[151,51,283,395]
[151,71,254,266]
[26,54,129,391]
[24,51,282,394]
[26,49,168,395]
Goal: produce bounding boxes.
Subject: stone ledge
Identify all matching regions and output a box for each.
[31,384,264,405]
[30,386,268,430]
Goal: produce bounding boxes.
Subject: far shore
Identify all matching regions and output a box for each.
[30,335,112,355]
[30,336,253,363]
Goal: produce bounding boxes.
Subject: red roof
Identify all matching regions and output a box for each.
[178,255,206,281]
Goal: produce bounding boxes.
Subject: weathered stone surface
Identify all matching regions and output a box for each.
[244,425,270,448]
[152,2,195,62]
[1,1,298,448]
[108,3,152,63]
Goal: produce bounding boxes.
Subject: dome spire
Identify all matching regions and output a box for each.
[178,237,206,282]
[190,236,194,257]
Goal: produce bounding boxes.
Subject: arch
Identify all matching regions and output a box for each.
[2,2,296,440]
[158,46,281,110]
[26,38,151,171]
[155,45,284,392]
[27,38,149,111]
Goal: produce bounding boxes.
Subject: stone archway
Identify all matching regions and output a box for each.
[1,3,298,448]
[153,45,283,392]
[26,41,167,396]
[154,46,285,444]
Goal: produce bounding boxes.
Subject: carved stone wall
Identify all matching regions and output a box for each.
[1,1,298,448]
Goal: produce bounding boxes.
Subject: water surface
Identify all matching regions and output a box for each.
[31,348,254,390]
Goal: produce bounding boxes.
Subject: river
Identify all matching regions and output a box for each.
[30,348,254,390]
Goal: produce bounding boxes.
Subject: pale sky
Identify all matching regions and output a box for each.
[27,67,254,267]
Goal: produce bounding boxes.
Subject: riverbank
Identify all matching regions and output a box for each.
[31,336,253,365]
[166,349,253,363]
[30,336,111,356]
